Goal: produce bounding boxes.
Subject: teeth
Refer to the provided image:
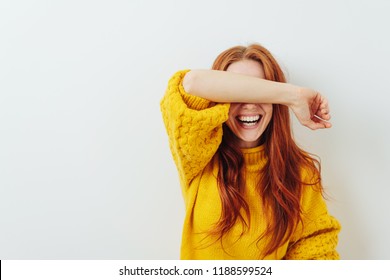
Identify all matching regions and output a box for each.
[237,115,260,122]
[242,122,257,126]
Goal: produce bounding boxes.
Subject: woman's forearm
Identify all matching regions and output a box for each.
[182,69,332,130]
[182,69,299,106]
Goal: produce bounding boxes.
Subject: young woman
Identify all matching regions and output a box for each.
[160,44,341,260]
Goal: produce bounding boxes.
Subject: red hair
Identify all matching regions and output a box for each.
[210,44,322,258]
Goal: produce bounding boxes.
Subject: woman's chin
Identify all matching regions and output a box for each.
[236,135,262,148]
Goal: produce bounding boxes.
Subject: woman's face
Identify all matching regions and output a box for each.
[225,59,273,148]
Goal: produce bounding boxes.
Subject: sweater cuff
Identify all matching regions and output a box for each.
[177,70,212,110]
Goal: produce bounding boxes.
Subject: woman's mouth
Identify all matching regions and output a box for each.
[236,115,262,127]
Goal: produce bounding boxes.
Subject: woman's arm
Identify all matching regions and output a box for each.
[285,214,341,260]
[183,70,331,130]
[284,169,341,260]
[161,70,230,191]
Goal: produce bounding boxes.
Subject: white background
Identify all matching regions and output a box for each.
[1,0,389,259]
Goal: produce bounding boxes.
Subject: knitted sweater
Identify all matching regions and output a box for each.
[160,70,341,260]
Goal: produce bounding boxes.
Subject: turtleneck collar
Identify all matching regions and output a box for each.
[241,145,267,171]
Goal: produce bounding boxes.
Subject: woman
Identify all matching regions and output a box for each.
[160,43,341,260]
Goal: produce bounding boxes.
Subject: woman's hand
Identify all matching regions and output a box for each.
[289,87,332,130]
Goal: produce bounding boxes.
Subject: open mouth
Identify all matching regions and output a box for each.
[236,115,261,127]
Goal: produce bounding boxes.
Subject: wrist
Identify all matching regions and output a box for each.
[279,83,301,107]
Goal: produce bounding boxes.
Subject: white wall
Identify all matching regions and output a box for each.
[1,0,389,259]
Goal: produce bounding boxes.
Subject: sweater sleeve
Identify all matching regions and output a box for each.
[284,170,341,260]
[160,70,230,190]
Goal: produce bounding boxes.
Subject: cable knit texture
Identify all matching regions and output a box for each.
[160,70,341,260]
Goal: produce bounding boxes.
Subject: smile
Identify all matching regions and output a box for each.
[236,115,261,127]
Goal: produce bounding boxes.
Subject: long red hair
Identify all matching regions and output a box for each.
[210,44,322,258]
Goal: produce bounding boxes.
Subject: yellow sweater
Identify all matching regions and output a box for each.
[160,70,341,260]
